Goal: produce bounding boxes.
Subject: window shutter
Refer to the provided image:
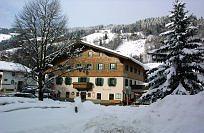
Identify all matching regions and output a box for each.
[114,78,117,86]
[65,77,72,85]
[101,78,104,86]
[78,77,81,82]
[87,77,90,82]
[108,78,110,86]
[56,77,63,85]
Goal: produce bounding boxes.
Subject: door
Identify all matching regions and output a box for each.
[80,92,86,101]
[17,81,24,92]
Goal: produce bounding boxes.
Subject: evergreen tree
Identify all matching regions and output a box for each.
[142,0,204,103]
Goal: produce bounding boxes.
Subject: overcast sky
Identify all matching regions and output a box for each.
[0,0,204,28]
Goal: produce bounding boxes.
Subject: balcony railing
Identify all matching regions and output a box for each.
[73,82,93,91]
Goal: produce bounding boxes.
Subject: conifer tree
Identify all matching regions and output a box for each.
[142,0,204,103]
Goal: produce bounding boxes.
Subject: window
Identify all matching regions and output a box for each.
[125,65,129,71]
[108,78,117,86]
[65,77,72,85]
[56,77,63,85]
[11,80,15,84]
[130,67,133,72]
[138,70,141,75]
[97,64,104,70]
[4,79,8,81]
[78,77,89,82]
[115,93,122,99]
[135,81,137,85]
[95,78,104,86]
[109,94,114,100]
[12,72,15,76]
[88,51,93,57]
[86,64,92,70]
[129,80,132,86]
[67,65,72,71]
[88,93,91,97]
[125,79,128,86]
[76,92,79,96]
[99,52,103,56]
[110,63,117,70]
[76,64,81,68]
[97,93,101,100]
[134,68,137,73]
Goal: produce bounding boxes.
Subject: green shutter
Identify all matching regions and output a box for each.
[108,78,110,86]
[101,78,104,86]
[56,77,63,85]
[78,77,81,82]
[65,77,72,85]
[113,78,117,86]
[87,77,90,82]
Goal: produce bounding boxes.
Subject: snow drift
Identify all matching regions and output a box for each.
[0,92,204,133]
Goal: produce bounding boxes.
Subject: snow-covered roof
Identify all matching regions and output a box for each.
[80,40,148,70]
[0,61,31,72]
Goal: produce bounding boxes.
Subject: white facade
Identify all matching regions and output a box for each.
[0,61,37,92]
[54,76,145,102]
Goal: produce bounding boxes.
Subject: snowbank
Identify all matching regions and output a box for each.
[0,92,204,133]
[0,34,12,42]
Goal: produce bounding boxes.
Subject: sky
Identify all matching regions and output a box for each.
[0,0,204,28]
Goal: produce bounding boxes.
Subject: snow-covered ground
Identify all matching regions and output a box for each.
[0,92,204,133]
[0,34,12,42]
[144,63,163,70]
[116,39,146,57]
[83,30,116,45]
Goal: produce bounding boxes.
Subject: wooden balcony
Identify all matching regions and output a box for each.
[73,82,93,91]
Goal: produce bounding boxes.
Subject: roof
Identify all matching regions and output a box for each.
[0,61,31,73]
[80,40,148,70]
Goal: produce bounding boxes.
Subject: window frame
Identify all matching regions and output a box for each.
[65,77,72,85]
[109,93,114,100]
[97,63,104,70]
[108,78,117,87]
[125,65,129,71]
[115,93,122,99]
[56,77,63,85]
[95,78,104,86]
[96,93,101,100]
[125,79,128,86]
[110,63,117,70]
[78,77,90,82]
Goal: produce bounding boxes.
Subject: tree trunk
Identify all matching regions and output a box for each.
[38,73,44,101]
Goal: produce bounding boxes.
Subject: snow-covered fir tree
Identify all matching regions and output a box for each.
[142,0,204,103]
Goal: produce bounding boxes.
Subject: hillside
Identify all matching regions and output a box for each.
[116,39,146,57]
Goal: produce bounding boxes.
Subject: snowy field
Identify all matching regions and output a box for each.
[0,92,204,133]
[116,39,146,57]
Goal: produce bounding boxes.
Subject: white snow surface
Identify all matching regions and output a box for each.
[0,61,31,72]
[0,34,12,42]
[83,31,116,44]
[0,92,204,133]
[144,63,163,70]
[116,39,146,57]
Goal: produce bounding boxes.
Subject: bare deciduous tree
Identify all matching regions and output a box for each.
[15,0,80,101]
